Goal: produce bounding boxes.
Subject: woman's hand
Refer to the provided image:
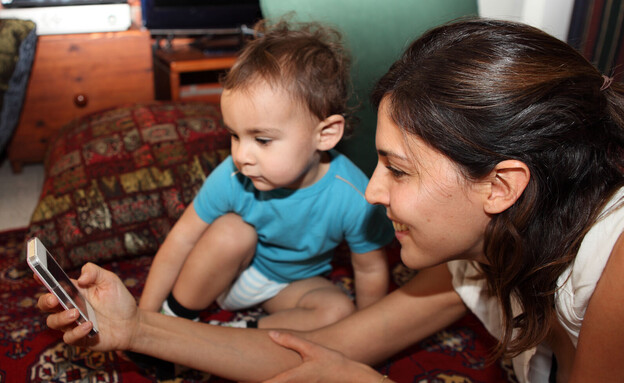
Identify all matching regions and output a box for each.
[37,262,140,352]
[262,331,391,383]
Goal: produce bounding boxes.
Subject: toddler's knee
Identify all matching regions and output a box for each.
[316,295,356,327]
[208,213,257,256]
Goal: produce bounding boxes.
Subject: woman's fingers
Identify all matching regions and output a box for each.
[37,293,60,312]
[268,331,315,357]
[77,262,99,286]
[44,308,95,346]
[62,321,94,345]
[46,307,79,330]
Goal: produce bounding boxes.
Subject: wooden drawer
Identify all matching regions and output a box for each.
[8,29,154,172]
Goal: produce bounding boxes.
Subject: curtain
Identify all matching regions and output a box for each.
[568,0,624,80]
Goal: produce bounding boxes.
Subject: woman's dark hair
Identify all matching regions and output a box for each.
[223,20,356,137]
[372,18,624,358]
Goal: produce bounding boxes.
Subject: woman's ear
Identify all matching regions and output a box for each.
[316,114,345,151]
[483,160,530,214]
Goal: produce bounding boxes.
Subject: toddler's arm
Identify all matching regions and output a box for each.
[350,248,389,309]
[139,202,210,312]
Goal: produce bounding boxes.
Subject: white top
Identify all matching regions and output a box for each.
[448,187,624,382]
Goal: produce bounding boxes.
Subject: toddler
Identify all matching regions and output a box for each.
[138,21,395,331]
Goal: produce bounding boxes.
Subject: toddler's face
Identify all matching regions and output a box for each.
[220,81,325,191]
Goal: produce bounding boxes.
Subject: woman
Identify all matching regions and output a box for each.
[38,19,624,382]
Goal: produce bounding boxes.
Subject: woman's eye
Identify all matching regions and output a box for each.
[386,166,407,178]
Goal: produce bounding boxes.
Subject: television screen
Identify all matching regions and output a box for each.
[142,0,262,35]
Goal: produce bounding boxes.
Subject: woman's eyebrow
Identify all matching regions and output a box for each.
[378,149,409,161]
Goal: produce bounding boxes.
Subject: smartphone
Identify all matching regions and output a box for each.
[27,237,99,337]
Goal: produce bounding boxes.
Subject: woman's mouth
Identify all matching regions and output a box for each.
[392,221,408,232]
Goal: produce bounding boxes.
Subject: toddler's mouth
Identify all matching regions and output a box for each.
[392,221,408,232]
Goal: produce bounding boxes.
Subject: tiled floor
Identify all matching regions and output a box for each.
[0,159,44,231]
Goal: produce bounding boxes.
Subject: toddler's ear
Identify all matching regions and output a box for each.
[316,114,345,151]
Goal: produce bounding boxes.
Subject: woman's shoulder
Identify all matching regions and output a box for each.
[555,187,624,342]
[567,230,624,380]
[572,188,624,275]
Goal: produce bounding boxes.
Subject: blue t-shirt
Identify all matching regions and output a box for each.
[193,150,395,283]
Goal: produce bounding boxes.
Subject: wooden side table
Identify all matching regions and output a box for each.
[153,46,237,103]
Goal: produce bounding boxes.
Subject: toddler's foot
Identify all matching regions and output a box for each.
[161,292,201,321]
[209,318,258,328]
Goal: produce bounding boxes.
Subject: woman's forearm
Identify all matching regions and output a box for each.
[130,310,303,381]
[130,264,465,380]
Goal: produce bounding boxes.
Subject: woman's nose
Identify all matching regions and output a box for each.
[365,163,389,206]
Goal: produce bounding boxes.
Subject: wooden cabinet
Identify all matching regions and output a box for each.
[7,28,154,172]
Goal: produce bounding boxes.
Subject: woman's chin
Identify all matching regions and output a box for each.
[398,245,441,271]
[399,246,422,270]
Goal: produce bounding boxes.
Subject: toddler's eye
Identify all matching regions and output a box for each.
[256,137,272,145]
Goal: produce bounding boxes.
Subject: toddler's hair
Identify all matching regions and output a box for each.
[222,20,355,137]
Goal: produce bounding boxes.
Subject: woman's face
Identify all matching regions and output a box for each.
[365,98,491,269]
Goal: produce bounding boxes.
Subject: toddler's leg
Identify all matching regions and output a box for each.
[169,213,257,317]
[259,277,356,331]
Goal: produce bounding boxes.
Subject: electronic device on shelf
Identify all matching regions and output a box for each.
[1,0,125,7]
[141,0,262,37]
[0,3,131,34]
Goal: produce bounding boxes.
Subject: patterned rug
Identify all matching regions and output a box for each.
[0,228,517,383]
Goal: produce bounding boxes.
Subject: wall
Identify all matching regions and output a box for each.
[478,0,575,41]
[260,0,480,176]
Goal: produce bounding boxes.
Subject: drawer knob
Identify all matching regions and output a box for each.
[74,94,88,107]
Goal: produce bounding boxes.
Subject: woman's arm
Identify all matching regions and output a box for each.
[569,231,624,382]
[138,202,209,311]
[306,263,466,365]
[351,248,390,309]
[40,263,466,381]
[40,262,302,379]
[138,263,466,378]
[262,331,394,383]
[261,264,466,383]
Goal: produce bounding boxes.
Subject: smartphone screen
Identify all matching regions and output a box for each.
[43,250,91,319]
